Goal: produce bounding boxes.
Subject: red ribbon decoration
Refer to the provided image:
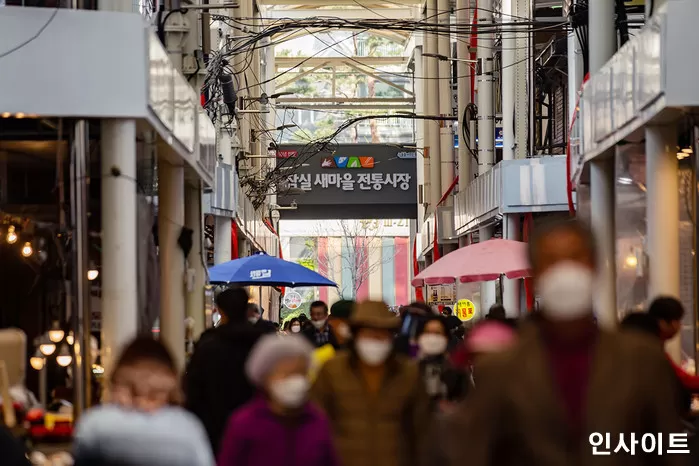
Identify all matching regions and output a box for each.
[231,222,239,260]
[413,238,425,302]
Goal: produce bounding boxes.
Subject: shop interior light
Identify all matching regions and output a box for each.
[92,364,105,375]
[87,269,99,281]
[48,321,65,343]
[677,152,688,160]
[30,350,46,371]
[56,344,72,367]
[682,147,693,154]
[38,336,56,356]
[625,253,638,268]
[21,241,33,257]
[66,331,74,346]
[617,176,633,185]
[6,225,17,244]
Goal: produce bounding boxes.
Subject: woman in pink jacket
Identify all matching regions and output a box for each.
[217,334,339,466]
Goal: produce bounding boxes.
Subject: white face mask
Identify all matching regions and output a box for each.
[269,375,309,409]
[249,316,260,324]
[355,338,392,366]
[290,325,301,333]
[312,319,327,330]
[537,261,594,321]
[418,333,448,356]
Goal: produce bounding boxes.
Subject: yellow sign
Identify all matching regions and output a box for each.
[455,299,476,322]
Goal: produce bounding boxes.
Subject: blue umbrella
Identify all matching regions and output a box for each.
[208,252,337,287]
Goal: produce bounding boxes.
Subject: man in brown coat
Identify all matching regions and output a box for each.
[311,300,430,466]
[447,219,687,466]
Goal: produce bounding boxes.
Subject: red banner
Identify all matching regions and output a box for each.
[412,238,424,302]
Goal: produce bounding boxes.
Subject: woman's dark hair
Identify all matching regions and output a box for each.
[620,312,660,337]
[416,314,448,337]
[111,337,176,384]
[298,314,309,322]
[648,296,685,323]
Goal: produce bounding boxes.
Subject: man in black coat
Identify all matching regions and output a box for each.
[247,303,277,334]
[185,287,265,455]
[0,425,28,466]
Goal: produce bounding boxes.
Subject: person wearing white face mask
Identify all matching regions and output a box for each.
[415,316,467,411]
[303,301,340,349]
[311,300,430,466]
[218,334,339,466]
[445,219,684,466]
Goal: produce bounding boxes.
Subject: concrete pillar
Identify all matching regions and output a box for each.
[478,0,496,312]
[588,0,617,329]
[501,0,515,162]
[214,217,233,263]
[100,120,138,376]
[456,0,472,189]
[567,31,584,122]
[503,215,521,315]
[415,45,426,226]
[185,183,206,340]
[590,158,616,328]
[426,0,442,210]
[646,125,681,362]
[437,0,454,200]
[158,160,186,371]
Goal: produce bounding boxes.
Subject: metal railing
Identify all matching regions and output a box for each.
[454,164,502,234]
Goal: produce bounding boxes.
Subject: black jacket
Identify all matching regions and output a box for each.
[253,318,277,334]
[0,425,29,466]
[184,322,265,455]
[302,324,340,349]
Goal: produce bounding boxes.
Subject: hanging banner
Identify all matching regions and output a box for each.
[426,283,456,305]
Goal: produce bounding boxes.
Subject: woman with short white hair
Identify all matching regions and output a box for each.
[217,334,338,466]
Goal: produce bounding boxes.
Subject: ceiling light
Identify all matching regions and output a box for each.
[6,225,17,244]
[21,241,33,257]
[66,331,74,346]
[30,350,45,371]
[683,147,693,154]
[87,269,99,281]
[56,344,72,367]
[14,113,24,119]
[38,336,56,356]
[625,254,638,268]
[677,152,687,160]
[47,321,65,343]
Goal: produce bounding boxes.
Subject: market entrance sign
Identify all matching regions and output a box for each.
[277,144,417,220]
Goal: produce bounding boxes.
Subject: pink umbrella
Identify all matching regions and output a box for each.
[411,239,531,286]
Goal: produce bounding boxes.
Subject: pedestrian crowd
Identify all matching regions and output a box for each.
[3,218,698,465]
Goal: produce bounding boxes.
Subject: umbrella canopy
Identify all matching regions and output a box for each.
[412,239,531,287]
[208,252,337,287]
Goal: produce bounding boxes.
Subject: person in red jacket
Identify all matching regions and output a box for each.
[648,296,699,392]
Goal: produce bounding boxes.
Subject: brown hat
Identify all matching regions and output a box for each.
[350,300,400,330]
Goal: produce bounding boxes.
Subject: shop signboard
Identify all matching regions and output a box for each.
[455,299,476,322]
[426,283,457,305]
[283,290,304,310]
[277,144,417,220]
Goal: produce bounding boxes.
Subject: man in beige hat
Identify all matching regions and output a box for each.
[311,300,430,466]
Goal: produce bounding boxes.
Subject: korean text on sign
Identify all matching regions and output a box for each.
[590,432,690,455]
[286,173,411,191]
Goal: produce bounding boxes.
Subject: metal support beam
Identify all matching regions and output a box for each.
[275,104,415,110]
[342,61,414,96]
[276,61,331,89]
[259,0,422,5]
[276,97,414,104]
[275,56,408,69]
[266,8,415,20]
